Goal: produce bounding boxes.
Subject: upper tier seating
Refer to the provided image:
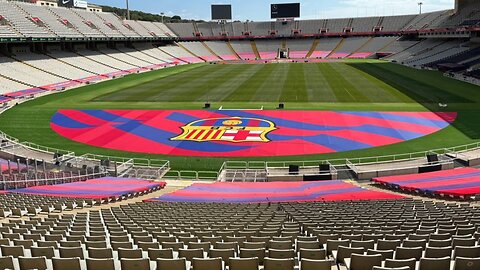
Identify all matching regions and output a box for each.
[47,6,105,38]
[15,2,82,38]
[178,42,221,61]
[0,1,54,38]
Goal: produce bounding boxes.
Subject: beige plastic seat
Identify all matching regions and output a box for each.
[121,258,151,270]
[419,256,451,270]
[269,240,292,250]
[59,246,84,259]
[118,248,143,259]
[31,246,55,259]
[179,248,204,261]
[385,258,417,270]
[424,246,452,258]
[372,267,410,270]
[18,256,48,270]
[210,248,235,266]
[268,249,296,259]
[229,257,259,270]
[0,245,24,257]
[52,257,82,270]
[192,257,223,270]
[86,258,116,270]
[367,249,394,260]
[334,246,364,265]
[326,239,350,256]
[240,248,266,265]
[394,246,423,260]
[264,257,295,270]
[346,254,382,270]
[453,256,480,270]
[148,248,174,260]
[157,258,188,270]
[299,248,327,260]
[0,256,15,270]
[454,246,480,259]
[300,258,331,270]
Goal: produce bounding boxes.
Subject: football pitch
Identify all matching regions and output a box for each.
[1,60,480,171]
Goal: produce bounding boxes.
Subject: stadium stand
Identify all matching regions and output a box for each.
[14,1,83,38]
[287,39,314,59]
[230,40,257,60]
[373,167,480,199]
[0,0,55,38]
[166,22,195,37]
[178,41,221,62]
[46,5,105,38]
[328,37,371,59]
[255,40,281,60]
[203,41,239,61]
[159,45,205,64]
[310,38,342,58]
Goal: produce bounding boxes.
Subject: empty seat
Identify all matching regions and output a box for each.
[156,258,188,270]
[179,248,204,261]
[367,249,394,260]
[210,248,235,265]
[192,257,223,270]
[395,246,423,260]
[19,256,48,270]
[0,256,15,270]
[118,248,143,259]
[86,258,116,270]
[300,258,331,270]
[240,248,265,265]
[453,256,480,270]
[148,248,174,260]
[264,257,295,270]
[346,254,382,270]
[424,246,452,258]
[419,256,451,270]
[385,258,417,270]
[229,257,259,270]
[121,258,151,270]
[52,257,82,270]
[454,246,480,259]
[299,248,326,260]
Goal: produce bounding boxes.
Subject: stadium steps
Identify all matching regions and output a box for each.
[136,48,171,63]
[348,37,374,57]
[175,42,207,62]
[376,17,385,28]
[116,48,156,65]
[44,53,100,76]
[201,41,223,60]
[250,40,261,59]
[326,38,345,58]
[98,49,143,68]
[281,39,287,50]
[226,41,242,60]
[9,55,72,81]
[75,51,123,71]
[0,73,35,89]
[382,40,421,60]
[11,2,57,37]
[377,37,399,54]
[306,39,319,58]
[157,48,189,64]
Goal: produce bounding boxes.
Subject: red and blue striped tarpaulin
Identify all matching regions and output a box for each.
[50,109,457,157]
[150,180,404,203]
[373,167,480,196]
[10,177,166,199]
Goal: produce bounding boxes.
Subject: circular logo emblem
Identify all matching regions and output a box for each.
[222,119,243,126]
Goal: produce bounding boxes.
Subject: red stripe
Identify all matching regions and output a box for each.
[193,130,205,140]
[249,119,260,127]
[201,129,214,140]
[185,130,196,139]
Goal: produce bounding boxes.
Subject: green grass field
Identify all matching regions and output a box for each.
[1,60,480,171]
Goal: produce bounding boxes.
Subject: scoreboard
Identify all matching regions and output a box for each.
[271,3,300,19]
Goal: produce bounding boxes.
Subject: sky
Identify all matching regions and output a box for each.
[91,0,455,21]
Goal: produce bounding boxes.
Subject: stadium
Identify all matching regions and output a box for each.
[0,0,479,269]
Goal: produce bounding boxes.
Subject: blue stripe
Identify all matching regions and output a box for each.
[51,112,93,129]
[186,181,345,193]
[339,112,450,128]
[386,172,480,186]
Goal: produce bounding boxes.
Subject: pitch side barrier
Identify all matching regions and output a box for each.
[0,171,105,191]
[219,150,460,181]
